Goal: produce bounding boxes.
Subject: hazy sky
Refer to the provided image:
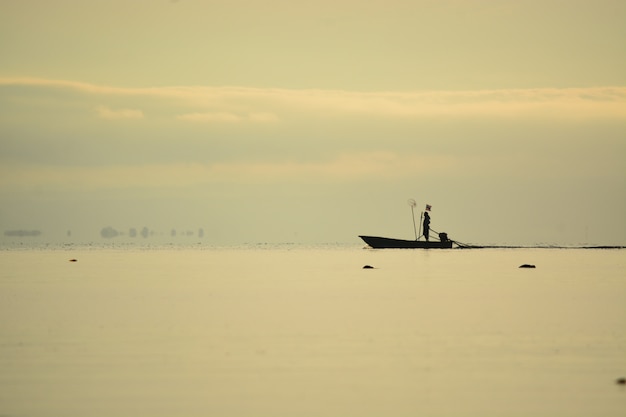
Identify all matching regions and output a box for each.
[1,0,625,245]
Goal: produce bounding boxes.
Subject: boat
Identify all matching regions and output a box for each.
[359,199,455,249]
[359,234,454,249]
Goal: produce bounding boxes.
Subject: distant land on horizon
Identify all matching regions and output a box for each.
[2,228,624,250]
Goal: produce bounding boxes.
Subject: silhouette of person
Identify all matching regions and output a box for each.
[423,212,430,241]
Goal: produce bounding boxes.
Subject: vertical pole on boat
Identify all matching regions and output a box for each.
[407,198,417,240]
[411,205,418,240]
[418,212,423,240]
[408,199,418,240]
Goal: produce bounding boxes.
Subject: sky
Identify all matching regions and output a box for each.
[1,0,625,246]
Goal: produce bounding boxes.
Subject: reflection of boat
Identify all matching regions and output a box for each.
[359,234,454,249]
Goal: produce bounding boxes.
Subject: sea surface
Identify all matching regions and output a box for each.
[1,244,624,417]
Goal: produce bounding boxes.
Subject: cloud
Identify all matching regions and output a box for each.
[0,151,456,192]
[1,77,624,122]
[177,112,243,123]
[95,105,144,119]
[248,112,280,123]
[176,111,279,123]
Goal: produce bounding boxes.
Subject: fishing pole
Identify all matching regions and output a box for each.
[408,199,418,240]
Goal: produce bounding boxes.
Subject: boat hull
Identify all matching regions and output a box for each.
[359,235,453,249]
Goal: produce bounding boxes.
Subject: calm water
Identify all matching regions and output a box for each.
[1,246,624,417]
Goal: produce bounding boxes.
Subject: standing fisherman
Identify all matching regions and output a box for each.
[422,211,431,241]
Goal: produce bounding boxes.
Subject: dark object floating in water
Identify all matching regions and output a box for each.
[617,377,626,385]
[69,259,78,262]
[519,264,536,268]
[363,265,375,269]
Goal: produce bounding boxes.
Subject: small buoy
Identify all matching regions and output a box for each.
[617,377,626,385]
[363,265,374,269]
[519,264,535,268]
[69,259,78,262]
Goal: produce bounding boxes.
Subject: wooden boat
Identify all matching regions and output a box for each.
[359,235,454,249]
[359,200,455,249]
